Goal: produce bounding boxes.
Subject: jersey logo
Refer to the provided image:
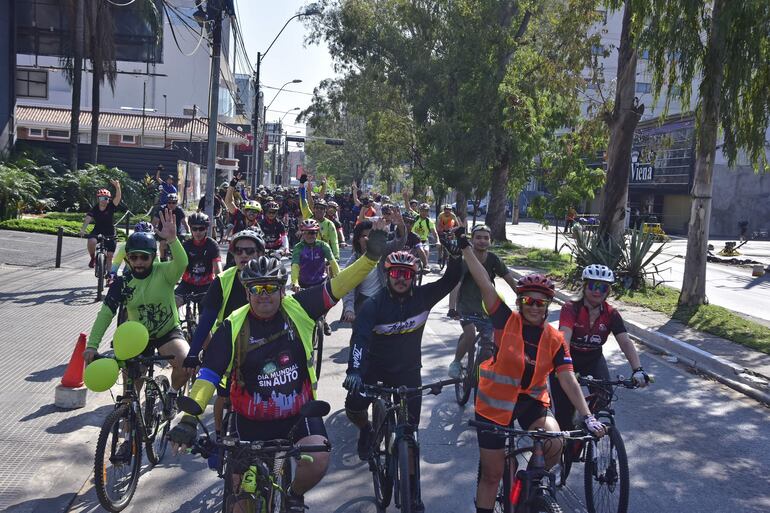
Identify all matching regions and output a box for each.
[373,311,429,335]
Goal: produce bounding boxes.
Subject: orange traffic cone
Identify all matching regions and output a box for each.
[61,333,87,388]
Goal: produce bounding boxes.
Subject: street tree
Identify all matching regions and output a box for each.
[640,0,770,305]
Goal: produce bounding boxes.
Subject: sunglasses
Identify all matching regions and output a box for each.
[167,201,178,205]
[248,283,282,296]
[98,196,110,201]
[233,246,257,255]
[127,253,151,262]
[388,268,415,280]
[304,231,318,236]
[191,226,207,232]
[587,280,611,293]
[520,296,550,308]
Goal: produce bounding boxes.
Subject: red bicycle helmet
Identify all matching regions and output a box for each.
[384,251,420,272]
[96,188,112,198]
[515,273,555,298]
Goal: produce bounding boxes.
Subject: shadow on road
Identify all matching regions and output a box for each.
[4,492,78,513]
[0,286,96,306]
[25,363,67,382]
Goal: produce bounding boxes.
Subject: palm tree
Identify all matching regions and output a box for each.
[61,0,85,172]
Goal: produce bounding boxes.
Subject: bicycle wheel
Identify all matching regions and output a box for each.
[371,400,394,508]
[96,253,106,301]
[270,456,293,513]
[454,342,474,406]
[145,375,170,465]
[530,494,563,513]
[394,439,413,513]
[94,404,142,512]
[312,323,324,378]
[584,425,629,513]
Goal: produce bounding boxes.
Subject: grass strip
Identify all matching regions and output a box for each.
[494,242,770,355]
[0,218,127,240]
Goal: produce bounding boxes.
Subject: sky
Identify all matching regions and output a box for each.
[234,0,338,135]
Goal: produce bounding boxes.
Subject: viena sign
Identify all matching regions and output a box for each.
[631,162,654,183]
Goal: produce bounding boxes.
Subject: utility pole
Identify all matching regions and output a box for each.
[182,104,197,208]
[204,1,224,234]
[251,52,261,190]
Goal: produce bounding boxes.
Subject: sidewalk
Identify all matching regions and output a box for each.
[0,262,117,513]
[506,264,770,404]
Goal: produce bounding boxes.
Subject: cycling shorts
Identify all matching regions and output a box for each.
[88,232,117,253]
[475,397,553,450]
[140,326,187,357]
[228,414,327,473]
[459,314,494,333]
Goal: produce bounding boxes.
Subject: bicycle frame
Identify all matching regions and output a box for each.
[114,355,174,440]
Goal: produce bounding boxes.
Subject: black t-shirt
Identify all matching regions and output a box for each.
[488,299,572,389]
[155,206,186,235]
[403,231,421,250]
[182,237,221,286]
[259,217,287,249]
[88,202,117,236]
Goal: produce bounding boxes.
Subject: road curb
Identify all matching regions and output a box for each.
[506,268,770,405]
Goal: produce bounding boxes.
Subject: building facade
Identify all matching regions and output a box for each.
[0,0,15,154]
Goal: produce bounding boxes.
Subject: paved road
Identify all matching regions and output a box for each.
[502,221,770,324]
[1,230,769,513]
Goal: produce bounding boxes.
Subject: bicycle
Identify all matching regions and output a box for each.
[454,315,494,406]
[178,396,332,513]
[437,232,453,271]
[92,351,175,512]
[470,419,592,513]
[557,375,647,513]
[94,234,115,301]
[361,378,461,512]
[179,292,207,344]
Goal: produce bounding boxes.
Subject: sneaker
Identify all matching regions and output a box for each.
[447,308,460,319]
[357,424,374,461]
[448,360,463,379]
[88,256,95,268]
[323,321,332,336]
[164,392,178,420]
[285,489,307,512]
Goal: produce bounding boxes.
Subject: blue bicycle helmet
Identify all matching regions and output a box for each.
[134,221,154,233]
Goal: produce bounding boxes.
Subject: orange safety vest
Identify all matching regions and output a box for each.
[475,312,567,425]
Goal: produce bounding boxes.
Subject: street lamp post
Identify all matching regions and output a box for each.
[253,7,321,189]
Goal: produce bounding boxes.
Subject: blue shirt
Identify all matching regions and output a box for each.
[159,182,178,205]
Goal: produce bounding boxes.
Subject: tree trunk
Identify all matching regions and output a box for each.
[455,189,467,223]
[598,0,642,241]
[512,190,520,224]
[485,152,510,241]
[679,0,727,307]
[90,58,100,164]
[69,0,84,172]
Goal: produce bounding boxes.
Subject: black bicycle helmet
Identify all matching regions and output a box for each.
[471,224,492,235]
[125,232,157,254]
[188,212,210,226]
[402,211,417,223]
[240,256,288,285]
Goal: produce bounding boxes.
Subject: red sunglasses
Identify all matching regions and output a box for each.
[388,268,414,280]
[520,296,550,308]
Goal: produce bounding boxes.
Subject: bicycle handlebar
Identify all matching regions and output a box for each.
[190,436,330,459]
[468,419,590,440]
[576,374,655,388]
[360,378,462,398]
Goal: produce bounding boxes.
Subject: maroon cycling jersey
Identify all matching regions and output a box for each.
[559,300,627,353]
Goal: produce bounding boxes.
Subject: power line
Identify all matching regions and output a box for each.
[261,84,314,96]
[161,1,207,57]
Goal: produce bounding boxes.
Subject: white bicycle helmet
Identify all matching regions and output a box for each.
[582,264,615,283]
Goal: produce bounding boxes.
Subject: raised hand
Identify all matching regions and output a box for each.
[158,208,177,241]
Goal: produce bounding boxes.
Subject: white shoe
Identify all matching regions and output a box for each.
[448,360,462,379]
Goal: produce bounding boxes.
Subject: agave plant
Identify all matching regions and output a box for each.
[565,225,670,290]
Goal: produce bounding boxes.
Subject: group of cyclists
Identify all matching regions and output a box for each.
[81,173,650,513]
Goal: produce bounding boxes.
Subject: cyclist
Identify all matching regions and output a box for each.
[169,227,390,512]
[154,166,177,206]
[313,199,340,260]
[225,178,262,234]
[437,203,462,237]
[152,193,189,261]
[458,238,605,513]
[325,201,347,247]
[342,248,463,464]
[259,201,289,256]
[79,180,121,270]
[401,211,423,253]
[84,210,190,418]
[185,229,266,436]
[550,264,649,433]
[411,203,439,272]
[175,213,222,307]
[447,225,517,379]
[341,216,406,323]
[291,219,339,293]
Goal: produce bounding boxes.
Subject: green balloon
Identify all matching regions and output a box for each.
[84,358,119,392]
[113,321,149,360]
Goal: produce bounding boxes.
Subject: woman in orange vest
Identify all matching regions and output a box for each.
[459,237,605,513]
